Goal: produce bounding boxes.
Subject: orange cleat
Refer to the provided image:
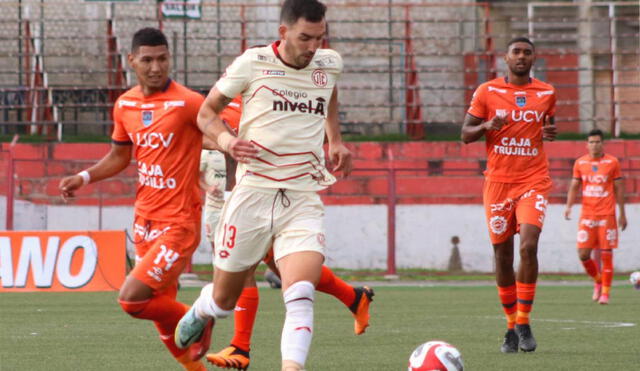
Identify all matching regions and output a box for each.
[176,352,208,371]
[598,293,609,305]
[206,345,251,370]
[349,286,375,335]
[189,319,214,361]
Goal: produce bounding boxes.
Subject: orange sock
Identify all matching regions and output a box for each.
[516,281,536,325]
[316,265,355,308]
[581,259,601,283]
[601,250,613,295]
[231,286,259,352]
[119,285,189,358]
[497,285,517,329]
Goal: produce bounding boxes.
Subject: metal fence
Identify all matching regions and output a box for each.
[0,1,639,138]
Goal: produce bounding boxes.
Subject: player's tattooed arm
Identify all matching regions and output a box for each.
[325,86,352,176]
[197,88,257,163]
[461,113,505,144]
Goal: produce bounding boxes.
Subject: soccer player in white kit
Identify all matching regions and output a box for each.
[175,1,352,370]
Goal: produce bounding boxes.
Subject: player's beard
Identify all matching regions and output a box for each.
[510,63,531,77]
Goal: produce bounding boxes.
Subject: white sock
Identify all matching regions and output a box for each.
[281,281,315,367]
[194,283,233,320]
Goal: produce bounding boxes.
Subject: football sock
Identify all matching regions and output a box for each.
[516,281,536,325]
[316,265,356,308]
[281,281,315,367]
[581,258,602,283]
[231,286,259,352]
[194,283,233,320]
[497,284,517,329]
[601,250,613,295]
[118,290,189,358]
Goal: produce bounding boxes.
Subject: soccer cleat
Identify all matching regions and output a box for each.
[189,317,215,361]
[206,345,250,370]
[349,286,375,335]
[515,324,537,352]
[175,305,213,351]
[500,329,519,353]
[592,283,602,302]
[598,293,610,305]
[264,269,282,289]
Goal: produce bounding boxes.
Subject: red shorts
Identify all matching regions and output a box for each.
[483,178,552,244]
[130,215,201,292]
[577,215,618,250]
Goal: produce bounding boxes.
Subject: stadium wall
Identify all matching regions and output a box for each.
[1,141,639,272]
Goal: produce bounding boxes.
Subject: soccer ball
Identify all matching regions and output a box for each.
[408,341,464,371]
[630,271,640,290]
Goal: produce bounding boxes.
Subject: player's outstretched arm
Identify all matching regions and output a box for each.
[59,143,132,202]
[564,178,581,220]
[461,113,505,144]
[197,88,257,163]
[325,87,352,176]
[614,178,627,230]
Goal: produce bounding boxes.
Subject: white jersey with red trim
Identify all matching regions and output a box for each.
[215,42,342,191]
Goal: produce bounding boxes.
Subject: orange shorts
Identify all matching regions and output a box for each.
[483,178,552,244]
[130,215,201,292]
[577,215,618,250]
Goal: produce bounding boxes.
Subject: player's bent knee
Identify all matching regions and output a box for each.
[118,298,150,317]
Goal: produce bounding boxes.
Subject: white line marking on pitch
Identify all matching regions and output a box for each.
[483,316,636,328]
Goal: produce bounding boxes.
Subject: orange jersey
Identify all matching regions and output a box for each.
[468,77,556,183]
[112,80,205,222]
[220,95,242,133]
[572,153,621,216]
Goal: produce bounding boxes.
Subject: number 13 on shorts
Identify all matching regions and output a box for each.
[221,223,237,249]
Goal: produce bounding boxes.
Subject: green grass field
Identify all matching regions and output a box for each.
[1,284,638,370]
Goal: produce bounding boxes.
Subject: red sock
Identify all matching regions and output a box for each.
[600,250,613,295]
[497,285,517,329]
[516,281,536,325]
[316,265,356,308]
[581,259,601,283]
[231,286,259,352]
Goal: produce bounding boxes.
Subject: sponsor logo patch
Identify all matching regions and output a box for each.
[489,216,508,235]
[577,230,589,243]
[263,70,285,76]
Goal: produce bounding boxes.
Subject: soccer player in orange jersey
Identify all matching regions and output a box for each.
[59,28,211,371]
[461,37,557,353]
[204,96,374,370]
[564,129,627,305]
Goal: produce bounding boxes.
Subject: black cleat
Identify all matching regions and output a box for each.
[515,324,537,352]
[500,329,519,353]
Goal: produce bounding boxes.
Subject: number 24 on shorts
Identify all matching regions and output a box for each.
[222,224,237,249]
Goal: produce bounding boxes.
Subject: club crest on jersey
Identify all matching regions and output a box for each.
[142,111,153,127]
[312,69,328,87]
[516,96,526,107]
[592,165,598,172]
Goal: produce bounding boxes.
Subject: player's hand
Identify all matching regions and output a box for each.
[227,138,258,164]
[59,175,84,202]
[484,114,507,131]
[564,206,572,220]
[329,142,352,177]
[542,115,557,141]
[619,214,627,231]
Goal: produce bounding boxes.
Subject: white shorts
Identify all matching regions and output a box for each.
[214,185,326,272]
[204,207,222,242]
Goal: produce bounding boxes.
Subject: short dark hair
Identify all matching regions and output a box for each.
[588,129,604,140]
[280,0,327,25]
[131,27,168,53]
[507,37,535,51]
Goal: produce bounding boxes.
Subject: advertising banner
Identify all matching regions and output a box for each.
[0,231,126,292]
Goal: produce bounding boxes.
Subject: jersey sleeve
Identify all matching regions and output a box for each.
[547,88,557,117]
[111,103,132,144]
[187,91,205,127]
[612,158,622,179]
[215,51,252,99]
[467,84,487,119]
[572,159,581,179]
